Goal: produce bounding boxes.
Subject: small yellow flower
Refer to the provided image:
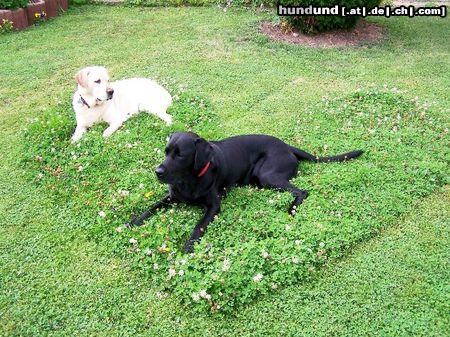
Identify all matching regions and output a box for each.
[35,13,39,18]
[158,246,170,253]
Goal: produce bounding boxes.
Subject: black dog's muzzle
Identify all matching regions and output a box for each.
[155,165,167,181]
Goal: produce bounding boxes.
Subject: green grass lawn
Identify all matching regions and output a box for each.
[1,5,449,335]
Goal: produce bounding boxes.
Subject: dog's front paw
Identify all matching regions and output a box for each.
[71,134,82,143]
[71,127,86,143]
[130,215,142,227]
[183,240,195,254]
[102,127,115,138]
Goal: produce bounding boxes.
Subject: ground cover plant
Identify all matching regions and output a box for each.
[1,5,449,334]
[23,83,449,312]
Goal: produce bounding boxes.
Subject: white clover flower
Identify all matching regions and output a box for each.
[199,289,208,298]
[222,258,231,272]
[129,238,138,245]
[145,249,152,256]
[120,190,130,197]
[78,165,84,172]
[205,294,211,300]
[261,251,269,259]
[153,263,159,270]
[178,270,184,276]
[156,292,166,300]
[253,273,263,282]
[192,293,200,302]
[168,268,176,278]
[37,173,44,179]
[285,224,291,231]
[139,183,145,189]
[295,240,302,246]
[292,256,300,264]
[115,226,123,233]
[98,211,106,218]
[271,283,278,290]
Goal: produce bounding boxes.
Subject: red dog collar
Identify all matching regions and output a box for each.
[197,161,211,177]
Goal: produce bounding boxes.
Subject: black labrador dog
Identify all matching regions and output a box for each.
[131,132,363,252]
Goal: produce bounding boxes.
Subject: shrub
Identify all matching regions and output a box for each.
[0,0,28,10]
[280,0,382,34]
[69,0,91,5]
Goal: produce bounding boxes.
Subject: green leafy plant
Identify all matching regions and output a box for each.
[0,0,28,9]
[0,18,14,33]
[32,10,47,25]
[23,86,448,313]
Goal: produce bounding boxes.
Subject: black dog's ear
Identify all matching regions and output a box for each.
[194,138,213,171]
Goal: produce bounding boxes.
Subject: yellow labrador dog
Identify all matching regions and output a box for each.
[71,66,172,142]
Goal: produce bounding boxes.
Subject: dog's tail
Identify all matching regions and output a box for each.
[290,146,363,163]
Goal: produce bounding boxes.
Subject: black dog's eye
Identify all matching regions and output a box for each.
[94,79,101,84]
[165,148,170,155]
[174,148,181,157]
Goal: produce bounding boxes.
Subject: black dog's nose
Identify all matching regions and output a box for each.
[155,165,166,178]
[106,88,114,99]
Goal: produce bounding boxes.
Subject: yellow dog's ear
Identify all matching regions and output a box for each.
[75,69,88,87]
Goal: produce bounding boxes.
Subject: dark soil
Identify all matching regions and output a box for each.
[260,20,385,48]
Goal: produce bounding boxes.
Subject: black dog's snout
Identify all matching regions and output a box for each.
[106,88,114,99]
[155,165,166,178]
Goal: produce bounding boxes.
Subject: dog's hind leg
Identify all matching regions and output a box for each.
[130,194,174,226]
[141,103,172,125]
[266,180,308,216]
[257,155,308,215]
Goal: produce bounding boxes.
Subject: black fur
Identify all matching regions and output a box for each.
[131,132,363,253]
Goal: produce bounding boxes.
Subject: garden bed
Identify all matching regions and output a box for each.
[261,19,385,48]
[1,0,68,32]
[0,8,28,30]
